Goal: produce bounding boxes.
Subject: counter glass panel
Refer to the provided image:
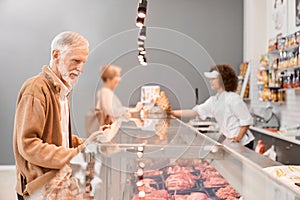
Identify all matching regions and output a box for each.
[74,115,300,200]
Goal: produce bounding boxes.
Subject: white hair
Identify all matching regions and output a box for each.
[49,31,89,66]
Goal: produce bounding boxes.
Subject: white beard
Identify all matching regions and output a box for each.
[57,63,81,85]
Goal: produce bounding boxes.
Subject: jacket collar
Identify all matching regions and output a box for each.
[43,65,72,97]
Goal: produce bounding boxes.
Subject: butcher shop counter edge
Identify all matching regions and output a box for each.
[183,121,281,168]
[250,126,300,146]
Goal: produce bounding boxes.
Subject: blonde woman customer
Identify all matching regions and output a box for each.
[96,65,143,123]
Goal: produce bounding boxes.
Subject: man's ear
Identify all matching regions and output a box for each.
[52,49,60,64]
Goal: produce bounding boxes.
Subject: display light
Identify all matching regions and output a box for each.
[138,38,144,45]
[137,0,147,18]
[140,49,146,55]
[137,152,143,158]
[138,191,146,198]
[138,54,144,62]
[138,161,145,168]
[136,180,144,187]
[140,57,147,66]
[138,53,144,61]
[138,26,147,40]
[137,146,144,152]
[138,44,145,51]
[136,17,144,28]
[136,168,143,176]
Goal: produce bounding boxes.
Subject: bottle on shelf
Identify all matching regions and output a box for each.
[296,31,300,44]
[293,68,300,88]
[277,35,285,51]
[279,71,285,88]
[283,71,291,89]
[289,70,294,88]
[268,70,273,87]
[278,90,286,103]
[298,47,300,66]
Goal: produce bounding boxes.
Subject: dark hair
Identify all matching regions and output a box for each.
[210,64,238,92]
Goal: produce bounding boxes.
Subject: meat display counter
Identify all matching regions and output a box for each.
[73,115,300,200]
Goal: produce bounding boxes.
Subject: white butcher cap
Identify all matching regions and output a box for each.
[204,70,219,78]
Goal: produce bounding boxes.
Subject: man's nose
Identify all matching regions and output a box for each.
[77,64,84,73]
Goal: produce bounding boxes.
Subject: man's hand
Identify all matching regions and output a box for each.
[83,125,111,147]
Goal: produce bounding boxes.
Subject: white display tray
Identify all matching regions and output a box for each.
[264,165,300,193]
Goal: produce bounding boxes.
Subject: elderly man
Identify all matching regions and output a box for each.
[13,31,102,199]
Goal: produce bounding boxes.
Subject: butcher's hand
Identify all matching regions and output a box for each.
[84,125,111,147]
[135,102,144,112]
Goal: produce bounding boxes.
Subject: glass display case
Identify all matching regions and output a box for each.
[73,115,300,200]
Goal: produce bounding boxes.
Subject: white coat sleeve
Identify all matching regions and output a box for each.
[229,95,253,126]
[192,97,214,120]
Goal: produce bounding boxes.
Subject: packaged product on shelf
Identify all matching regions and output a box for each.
[278,71,285,88]
[288,51,297,68]
[291,69,299,88]
[268,69,277,87]
[263,70,268,87]
[287,33,296,48]
[277,36,286,51]
[296,31,300,44]
[284,71,295,89]
[271,90,279,102]
[278,91,282,103]
[283,55,289,69]
[291,51,298,68]
[278,90,286,103]
[268,37,277,52]
[260,55,269,68]
[257,69,264,83]
[298,48,300,66]
[270,57,278,69]
[262,88,270,102]
[294,68,300,88]
[283,71,290,89]
[285,34,290,49]
[278,58,283,70]
[290,71,294,88]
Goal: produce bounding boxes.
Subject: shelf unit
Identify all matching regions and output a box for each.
[258,31,300,103]
[276,66,300,76]
[279,87,300,91]
[268,44,300,55]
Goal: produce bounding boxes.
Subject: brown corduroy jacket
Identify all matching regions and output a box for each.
[13,66,84,197]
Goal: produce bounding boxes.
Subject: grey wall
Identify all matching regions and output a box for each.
[0,0,243,164]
